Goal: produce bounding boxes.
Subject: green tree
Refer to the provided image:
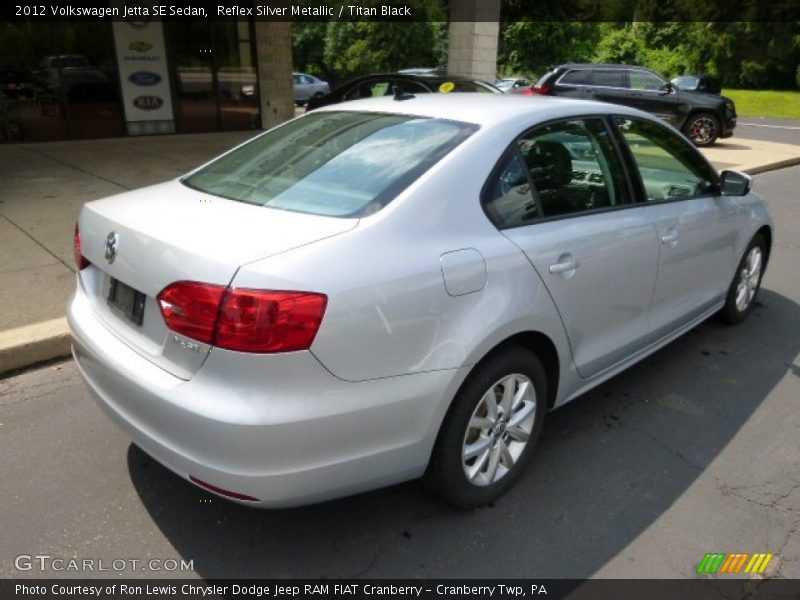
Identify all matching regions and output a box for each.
[499,22,600,79]
[292,0,446,85]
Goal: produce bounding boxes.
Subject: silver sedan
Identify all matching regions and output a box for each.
[68,94,772,508]
[293,72,329,105]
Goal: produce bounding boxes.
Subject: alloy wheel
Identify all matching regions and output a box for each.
[461,373,537,487]
[735,246,763,312]
[690,116,717,144]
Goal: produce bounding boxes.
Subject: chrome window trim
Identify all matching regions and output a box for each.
[555,67,668,92]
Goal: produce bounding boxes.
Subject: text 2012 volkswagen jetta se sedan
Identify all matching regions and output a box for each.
[68,94,772,508]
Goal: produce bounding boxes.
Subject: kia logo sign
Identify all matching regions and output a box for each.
[133,95,163,110]
[129,71,161,86]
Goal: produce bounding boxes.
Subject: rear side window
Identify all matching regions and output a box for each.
[558,70,593,85]
[440,80,497,93]
[614,117,717,202]
[535,69,559,87]
[184,111,477,217]
[592,70,624,88]
[483,118,630,227]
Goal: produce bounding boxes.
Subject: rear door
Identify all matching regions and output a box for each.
[582,69,631,107]
[612,116,739,341]
[484,117,660,378]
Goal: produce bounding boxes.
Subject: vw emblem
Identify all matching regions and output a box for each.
[104,231,119,264]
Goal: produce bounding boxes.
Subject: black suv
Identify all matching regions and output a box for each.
[530,64,736,146]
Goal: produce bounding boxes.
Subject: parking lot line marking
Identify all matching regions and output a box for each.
[738,122,800,130]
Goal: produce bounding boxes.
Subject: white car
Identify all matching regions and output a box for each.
[69,94,772,508]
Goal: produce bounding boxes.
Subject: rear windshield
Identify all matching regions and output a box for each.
[183,111,477,217]
[444,80,498,93]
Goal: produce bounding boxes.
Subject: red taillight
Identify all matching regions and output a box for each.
[73,223,90,270]
[216,289,327,353]
[530,85,552,95]
[157,281,227,344]
[189,475,260,502]
[157,282,327,353]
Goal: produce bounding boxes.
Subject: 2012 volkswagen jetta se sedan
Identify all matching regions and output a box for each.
[68,94,772,508]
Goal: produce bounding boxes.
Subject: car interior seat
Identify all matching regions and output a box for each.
[524,140,580,216]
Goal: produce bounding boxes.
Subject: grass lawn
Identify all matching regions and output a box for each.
[723,89,800,120]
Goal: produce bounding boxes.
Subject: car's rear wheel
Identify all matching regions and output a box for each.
[719,234,766,324]
[425,347,547,508]
[684,112,720,146]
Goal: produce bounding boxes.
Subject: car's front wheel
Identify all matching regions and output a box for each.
[425,347,547,508]
[684,112,720,146]
[719,234,767,324]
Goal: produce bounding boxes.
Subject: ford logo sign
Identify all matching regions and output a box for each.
[133,95,163,110]
[129,71,161,86]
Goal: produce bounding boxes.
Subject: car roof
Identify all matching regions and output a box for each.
[340,72,489,85]
[556,63,660,73]
[313,92,649,128]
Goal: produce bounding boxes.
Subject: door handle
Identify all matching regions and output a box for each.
[549,256,579,274]
[660,230,679,245]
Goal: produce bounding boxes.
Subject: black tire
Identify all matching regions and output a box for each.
[683,112,720,147]
[424,346,547,508]
[718,234,767,324]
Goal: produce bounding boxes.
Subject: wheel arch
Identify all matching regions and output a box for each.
[424,329,561,477]
[461,330,561,411]
[756,224,772,269]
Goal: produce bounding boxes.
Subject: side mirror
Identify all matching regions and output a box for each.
[720,170,752,196]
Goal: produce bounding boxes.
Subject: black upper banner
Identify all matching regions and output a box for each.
[3,0,800,22]
[4,579,800,600]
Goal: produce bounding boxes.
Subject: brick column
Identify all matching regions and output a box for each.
[447,0,500,82]
[254,21,295,130]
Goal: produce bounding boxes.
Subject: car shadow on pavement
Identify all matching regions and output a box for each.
[709,142,752,151]
[127,288,800,579]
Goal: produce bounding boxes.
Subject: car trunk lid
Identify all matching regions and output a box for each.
[77,179,357,379]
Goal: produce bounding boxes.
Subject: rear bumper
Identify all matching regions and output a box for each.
[67,285,465,507]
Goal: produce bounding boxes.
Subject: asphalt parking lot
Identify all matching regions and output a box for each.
[1,164,798,581]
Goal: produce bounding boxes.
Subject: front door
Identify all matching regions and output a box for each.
[625,70,680,126]
[612,117,739,341]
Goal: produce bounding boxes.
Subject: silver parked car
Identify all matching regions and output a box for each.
[293,72,329,106]
[495,77,531,94]
[69,95,772,508]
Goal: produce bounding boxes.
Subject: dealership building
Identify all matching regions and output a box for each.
[0,2,499,144]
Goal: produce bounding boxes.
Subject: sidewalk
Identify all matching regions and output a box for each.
[2,131,800,374]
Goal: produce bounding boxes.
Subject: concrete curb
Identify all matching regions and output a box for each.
[743,156,800,176]
[0,317,70,376]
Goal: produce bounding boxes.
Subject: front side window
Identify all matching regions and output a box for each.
[628,70,666,91]
[614,118,717,202]
[483,118,630,227]
[185,111,477,217]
